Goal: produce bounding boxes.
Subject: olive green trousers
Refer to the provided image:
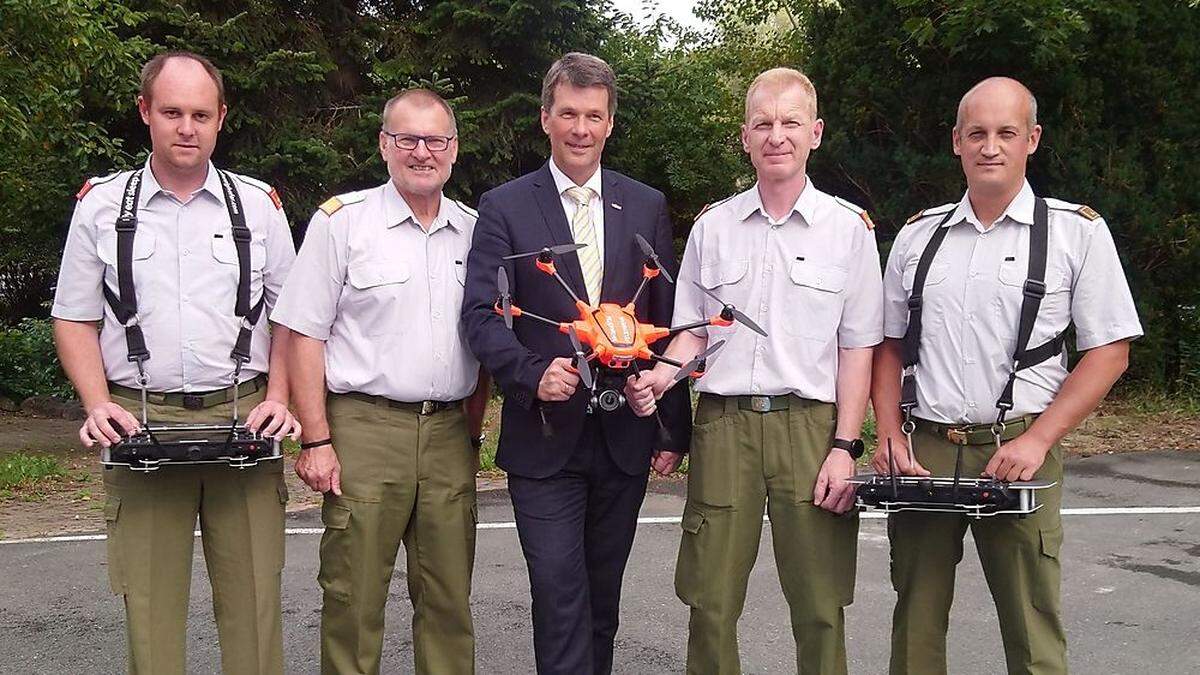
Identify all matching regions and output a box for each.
[318,393,478,675]
[675,394,858,675]
[105,388,286,675]
[887,421,1067,675]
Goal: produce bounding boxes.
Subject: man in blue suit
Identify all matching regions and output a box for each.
[462,52,691,674]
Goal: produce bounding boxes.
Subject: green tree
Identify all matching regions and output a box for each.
[0,0,152,322]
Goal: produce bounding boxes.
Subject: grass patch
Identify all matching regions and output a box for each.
[0,452,65,492]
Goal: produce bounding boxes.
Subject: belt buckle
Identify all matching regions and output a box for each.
[750,395,770,413]
[420,400,436,416]
[182,394,205,410]
[945,427,968,445]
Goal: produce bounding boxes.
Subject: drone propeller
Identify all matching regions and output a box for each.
[671,339,727,386]
[504,243,588,261]
[692,282,768,337]
[567,325,594,390]
[496,266,513,329]
[634,233,674,283]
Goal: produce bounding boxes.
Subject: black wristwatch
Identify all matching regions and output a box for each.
[832,438,865,459]
[471,433,485,451]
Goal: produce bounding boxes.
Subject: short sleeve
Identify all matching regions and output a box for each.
[1070,219,1143,350]
[50,198,105,321]
[882,232,913,339]
[671,220,707,336]
[837,226,884,348]
[271,211,345,340]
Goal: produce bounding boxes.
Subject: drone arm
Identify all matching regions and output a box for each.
[647,353,684,368]
[665,318,718,335]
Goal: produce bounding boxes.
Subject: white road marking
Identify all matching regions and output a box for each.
[3,506,1199,545]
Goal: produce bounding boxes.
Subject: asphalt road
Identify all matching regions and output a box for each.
[1,450,1197,674]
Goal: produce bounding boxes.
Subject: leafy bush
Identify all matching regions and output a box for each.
[0,319,73,400]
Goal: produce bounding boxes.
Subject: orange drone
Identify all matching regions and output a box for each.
[494,234,767,416]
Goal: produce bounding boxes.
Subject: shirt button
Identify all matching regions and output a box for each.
[752,384,760,392]
[764,264,773,273]
[967,401,976,408]
[969,270,978,279]
[182,248,190,256]
[965,313,974,321]
[182,296,190,303]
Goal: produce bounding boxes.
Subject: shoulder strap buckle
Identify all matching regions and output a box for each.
[115,214,137,232]
[1023,279,1046,300]
[230,226,252,243]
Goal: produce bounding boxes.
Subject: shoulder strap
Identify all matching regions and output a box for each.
[217,170,267,364]
[102,170,151,368]
[995,197,1066,414]
[898,209,955,416]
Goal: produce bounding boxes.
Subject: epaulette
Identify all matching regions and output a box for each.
[318,191,366,217]
[452,199,478,219]
[75,171,122,201]
[693,194,735,222]
[234,174,283,210]
[905,203,955,226]
[834,196,874,230]
[1046,198,1101,221]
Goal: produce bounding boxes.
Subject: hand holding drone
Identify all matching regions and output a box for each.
[493,233,767,442]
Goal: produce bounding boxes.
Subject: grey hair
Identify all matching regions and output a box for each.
[541,52,617,116]
[380,88,457,135]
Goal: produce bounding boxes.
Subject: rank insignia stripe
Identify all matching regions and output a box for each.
[860,212,875,230]
[318,196,343,216]
[268,188,283,210]
[905,210,924,225]
[75,180,94,200]
[1077,205,1101,221]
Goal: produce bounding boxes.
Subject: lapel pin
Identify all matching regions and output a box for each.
[611,203,622,210]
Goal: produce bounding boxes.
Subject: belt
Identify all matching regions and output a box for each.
[337,391,464,416]
[107,375,266,410]
[915,414,1039,446]
[701,393,820,413]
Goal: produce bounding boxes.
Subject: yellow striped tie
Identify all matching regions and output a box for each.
[565,186,603,304]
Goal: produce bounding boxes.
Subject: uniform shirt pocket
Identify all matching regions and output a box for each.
[785,259,847,340]
[995,257,1070,350]
[97,231,157,309]
[346,260,412,336]
[97,230,157,265]
[698,259,750,339]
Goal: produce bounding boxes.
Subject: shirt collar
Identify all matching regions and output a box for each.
[139,156,222,208]
[735,176,818,226]
[383,180,454,233]
[947,179,1035,231]
[548,158,604,201]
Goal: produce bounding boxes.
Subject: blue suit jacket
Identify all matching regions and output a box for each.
[462,163,692,479]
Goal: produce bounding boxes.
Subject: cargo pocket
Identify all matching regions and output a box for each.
[688,400,736,508]
[1032,525,1063,613]
[673,506,709,606]
[103,495,126,595]
[318,500,353,603]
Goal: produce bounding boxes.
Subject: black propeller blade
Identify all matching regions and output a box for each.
[503,243,588,261]
[567,325,594,390]
[496,266,513,329]
[634,233,674,283]
[671,339,727,386]
[692,282,768,337]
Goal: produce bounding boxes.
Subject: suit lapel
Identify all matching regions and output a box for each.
[601,169,625,301]
[530,163,586,298]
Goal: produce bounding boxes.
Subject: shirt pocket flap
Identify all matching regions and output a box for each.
[699,259,749,289]
[348,261,411,289]
[790,260,847,293]
[998,259,1068,292]
[97,230,157,265]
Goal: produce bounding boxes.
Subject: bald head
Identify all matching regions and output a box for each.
[955,77,1037,133]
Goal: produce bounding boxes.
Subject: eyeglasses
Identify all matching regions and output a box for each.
[382,131,456,152]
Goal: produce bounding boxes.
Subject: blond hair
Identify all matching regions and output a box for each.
[745,67,818,121]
